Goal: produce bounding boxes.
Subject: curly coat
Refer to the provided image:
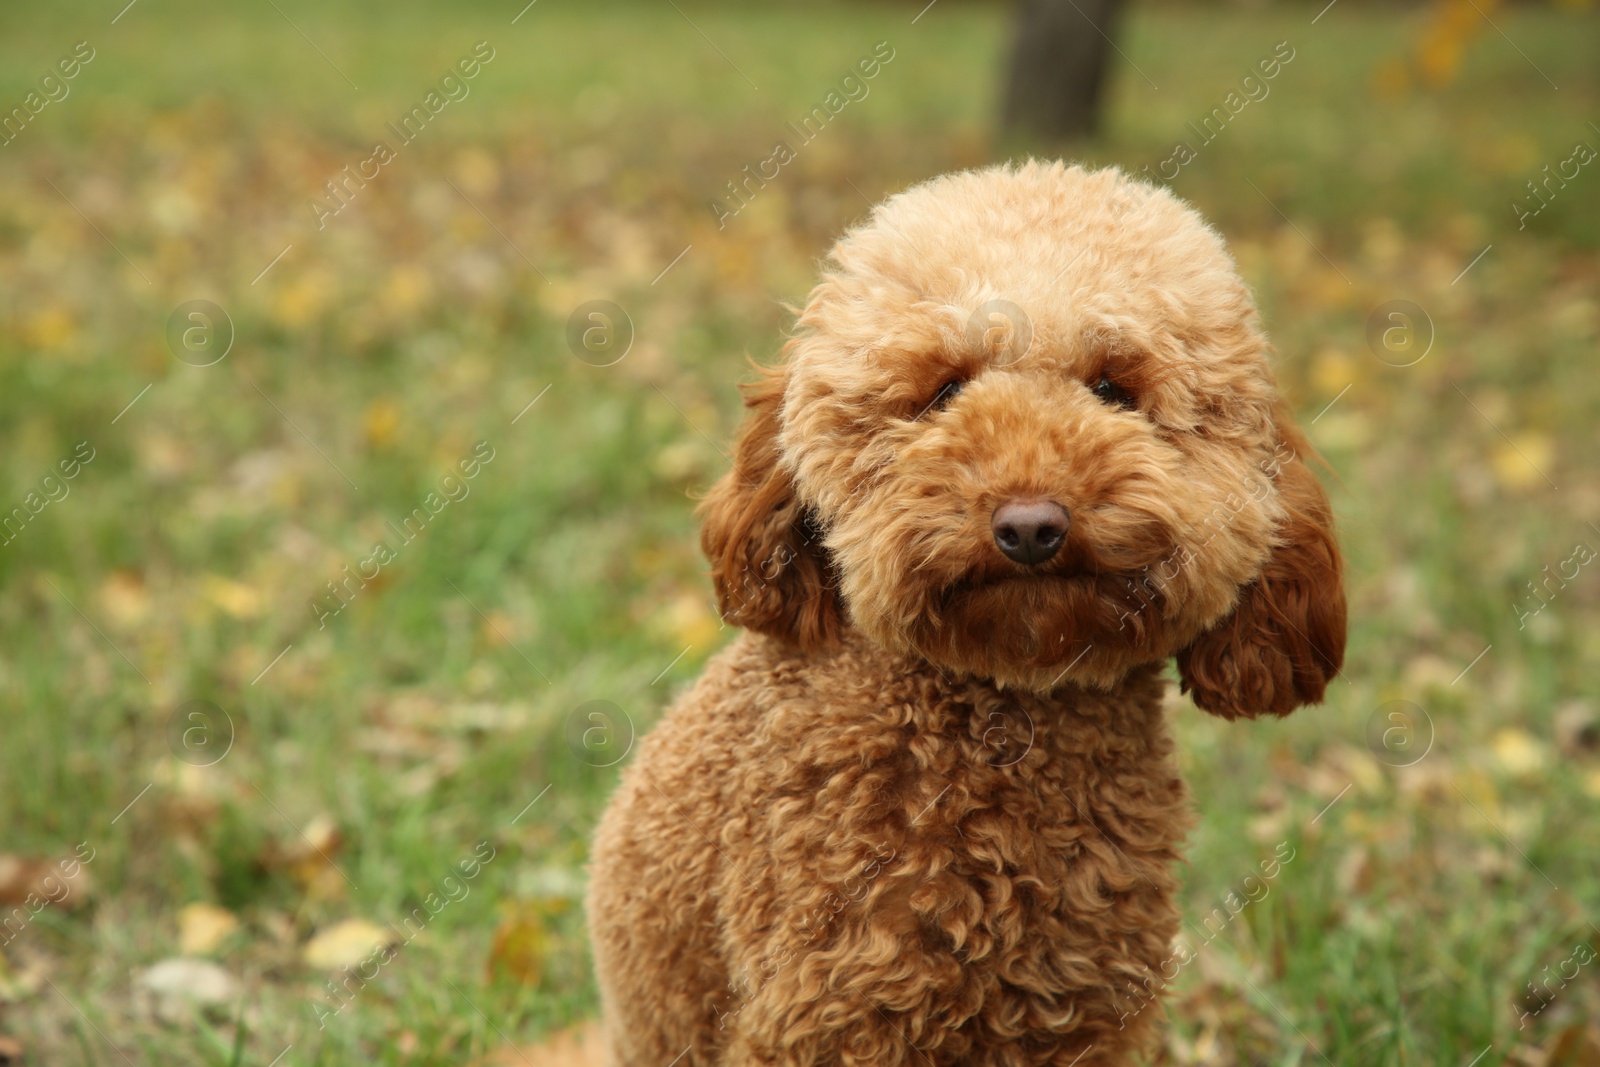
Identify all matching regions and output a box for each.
[588,161,1346,1065]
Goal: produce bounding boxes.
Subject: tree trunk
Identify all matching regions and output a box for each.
[1001,0,1126,141]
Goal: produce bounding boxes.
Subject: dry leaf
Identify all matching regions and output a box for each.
[487,904,548,987]
[380,266,432,318]
[303,918,396,970]
[139,957,239,1019]
[267,814,346,900]
[1542,1026,1600,1067]
[99,570,153,628]
[478,610,520,649]
[652,590,719,651]
[1491,728,1550,778]
[0,943,44,1004]
[1554,703,1599,758]
[0,852,91,910]
[1490,431,1555,493]
[1337,846,1374,895]
[178,903,240,956]
[201,574,262,619]
[25,306,76,350]
[364,398,402,451]
[0,856,53,907]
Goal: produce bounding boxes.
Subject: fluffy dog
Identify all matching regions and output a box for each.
[588,161,1345,1064]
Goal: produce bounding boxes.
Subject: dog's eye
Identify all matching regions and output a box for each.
[927,378,965,413]
[1090,376,1136,410]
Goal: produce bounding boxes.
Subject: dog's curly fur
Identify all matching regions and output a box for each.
[588,161,1346,1064]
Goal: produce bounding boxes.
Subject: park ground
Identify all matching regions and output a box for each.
[0,0,1598,1063]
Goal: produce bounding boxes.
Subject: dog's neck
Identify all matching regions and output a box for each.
[812,626,1172,734]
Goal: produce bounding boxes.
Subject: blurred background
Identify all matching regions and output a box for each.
[0,0,1597,1063]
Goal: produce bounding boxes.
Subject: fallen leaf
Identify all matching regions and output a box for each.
[364,398,402,451]
[139,957,239,1019]
[487,904,548,987]
[650,440,712,484]
[178,903,240,956]
[1310,348,1357,395]
[267,813,346,900]
[478,610,520,648]
[1491,728,1549,778]
[1337,845,1374,895]
[0,852,91,910]
[99,570,152,628]
[272,270,334,329]
[380,265,432,318]
[201,574,262,619]
[303,918,396,970]
[0,856,53,906]
[1542,1026,1600,1067]
[1554,702,1599,758]
[24,305,76,351]
[653,590,719,651]
[1491,431,1555,493]
[452,147,501,196]
[0,942,44,1003]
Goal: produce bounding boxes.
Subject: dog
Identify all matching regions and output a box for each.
[588,161,1345,1064]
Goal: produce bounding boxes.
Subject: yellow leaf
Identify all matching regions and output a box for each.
[651,440,711,484]
[1360,218,1404,271]
[1490,432,1555,492]
[178,903,240,956]
[1311,349,1356,395]
[487,905,547,987]
[272,272,332,329]
[381,265,432,317]
[100,570,152,628]
[453,148,501,197]
[364,398,402,451]
[25,306,76,351]
[478,610,519,648]
[1490,727,1549,778]
[1416,31,1465,88]
[655,590,720,651]
[273,813,346,899]
[149,188,200,234]
[303,919,396,970]
[202,575,262,620]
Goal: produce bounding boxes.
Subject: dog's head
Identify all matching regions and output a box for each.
[701,162,1344,718]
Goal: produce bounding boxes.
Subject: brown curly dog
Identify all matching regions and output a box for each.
[588,161,1345,1065]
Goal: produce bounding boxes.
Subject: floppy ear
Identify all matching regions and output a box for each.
[698,365,841,651]
[1177,411,1346,719]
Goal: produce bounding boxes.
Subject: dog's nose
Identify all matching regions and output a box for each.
[990,500,1070,566]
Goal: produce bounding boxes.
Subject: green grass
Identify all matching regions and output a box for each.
[1,1,1597,1063]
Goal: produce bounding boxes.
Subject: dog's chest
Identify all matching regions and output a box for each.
[750,667,1187,953]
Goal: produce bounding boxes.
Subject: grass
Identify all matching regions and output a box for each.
[0,0,1597,1063]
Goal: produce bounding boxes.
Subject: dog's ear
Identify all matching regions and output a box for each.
[698,365,840,651]
[1177,411,1346,719]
